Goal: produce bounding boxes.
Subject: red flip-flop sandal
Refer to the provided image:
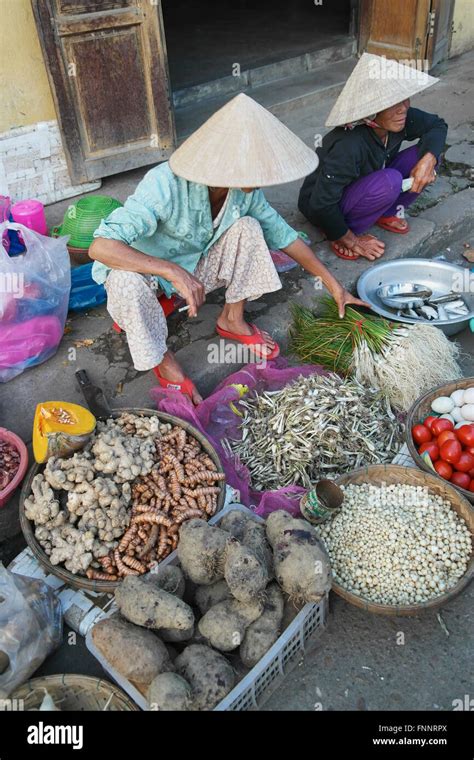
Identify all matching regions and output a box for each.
[153,367,200,402]
[216,322,280,361]
[330,241,360,261]
[376,216,410,234]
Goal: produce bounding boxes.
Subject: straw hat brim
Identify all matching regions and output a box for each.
[169,93,318,187]
[326,53,439,127]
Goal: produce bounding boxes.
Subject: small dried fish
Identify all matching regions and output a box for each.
[225,373,404,490]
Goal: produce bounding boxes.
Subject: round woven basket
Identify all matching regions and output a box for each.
[20,408,226,593]
[331,464,473,616]
[406,377,474,504]
[11,674,138,711]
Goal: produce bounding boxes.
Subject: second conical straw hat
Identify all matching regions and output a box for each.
[326,53,438,127]
[169,93,318,187]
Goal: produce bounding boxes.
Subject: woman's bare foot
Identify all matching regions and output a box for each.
[154,350,203,405]
[331,241,360,258]
[217,303,276,357]
[377,216,409,232]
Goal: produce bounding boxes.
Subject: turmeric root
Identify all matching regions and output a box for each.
[86,568,118,581]
[132,512,173,528]
[137,524,159,559]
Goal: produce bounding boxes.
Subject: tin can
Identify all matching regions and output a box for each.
[300,479,344,525]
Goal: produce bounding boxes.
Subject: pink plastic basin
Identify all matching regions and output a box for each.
[0,428,28,508]
[10,200,48,236]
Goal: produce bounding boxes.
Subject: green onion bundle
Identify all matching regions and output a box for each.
[290,296,393,374]
[289,297,462,411]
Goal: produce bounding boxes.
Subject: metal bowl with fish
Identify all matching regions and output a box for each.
[358,259,474,336]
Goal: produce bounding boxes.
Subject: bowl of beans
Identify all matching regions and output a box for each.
[0,428,28,508]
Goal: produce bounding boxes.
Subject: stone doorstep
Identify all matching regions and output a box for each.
[172,37,355,109]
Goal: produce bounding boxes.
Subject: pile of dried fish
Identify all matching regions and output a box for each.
[226,373,404,491]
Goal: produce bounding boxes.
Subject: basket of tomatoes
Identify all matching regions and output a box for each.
[407,378,474,503]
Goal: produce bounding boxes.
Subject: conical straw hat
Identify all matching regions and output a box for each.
[169,93,318,187]
[326,53,438,127]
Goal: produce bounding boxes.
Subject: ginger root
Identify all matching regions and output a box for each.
[44,452,95,491]
[24,474,61,526]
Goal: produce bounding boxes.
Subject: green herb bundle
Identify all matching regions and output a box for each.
[289,296,462,411]
[289,296,393,373]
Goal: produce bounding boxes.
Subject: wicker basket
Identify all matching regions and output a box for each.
[332,464,473,616]
[11,674,138,711]
[406,378,474,504]
[19,408,226,593]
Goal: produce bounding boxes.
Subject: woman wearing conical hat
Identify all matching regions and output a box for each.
[298,53,447,261]
[90,94,365,403]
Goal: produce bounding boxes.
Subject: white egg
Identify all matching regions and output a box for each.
[462,387,474,405]
[431,396,455,414]
[451,407,465,423]
[462,404,474,421]
[440,413,455,423]
[450,389,465,406]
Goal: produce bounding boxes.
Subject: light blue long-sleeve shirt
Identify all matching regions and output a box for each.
[92,162,298,297]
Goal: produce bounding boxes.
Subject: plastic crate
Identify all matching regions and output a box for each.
[86,504,328,711]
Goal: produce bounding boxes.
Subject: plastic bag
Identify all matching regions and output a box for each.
[0,564,63,698]
[69,263,106,312]
[0,222,70,382]
[150,359,328,517]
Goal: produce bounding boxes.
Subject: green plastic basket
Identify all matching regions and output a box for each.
[52,195,123,249]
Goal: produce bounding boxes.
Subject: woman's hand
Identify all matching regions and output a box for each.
[329,284,370,318]
[167,264,205,317]
[409,152,437,194]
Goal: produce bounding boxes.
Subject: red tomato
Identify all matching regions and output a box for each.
[440,439,462,464]
[423,416,438,431]
[465,446,474,457]
[418,442,439,461]
[450,471,471,490]
[456,424,474,448]
[431,418,454,436]
[434,460,453,480]
[468,468,474,479]
[469,480,474,493]
[412,424,432,445]
[454,452,474,472]
[437,430,457,447]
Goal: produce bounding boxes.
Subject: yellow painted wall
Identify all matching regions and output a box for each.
[0,0,56,133]
[450,0,474,57]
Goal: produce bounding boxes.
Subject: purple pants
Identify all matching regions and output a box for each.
[340,146,420,234]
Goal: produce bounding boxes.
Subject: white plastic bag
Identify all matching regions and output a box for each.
[0,564,63,698]
[0,222,70,383]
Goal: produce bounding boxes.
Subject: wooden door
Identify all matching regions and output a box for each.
[360,0,432,62]
[359,0,454,68]
[426,0,455,67]
[32,0,176,184]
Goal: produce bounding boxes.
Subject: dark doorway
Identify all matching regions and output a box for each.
[162,0,352,91]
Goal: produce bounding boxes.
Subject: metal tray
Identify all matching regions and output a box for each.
[357,259,474,336]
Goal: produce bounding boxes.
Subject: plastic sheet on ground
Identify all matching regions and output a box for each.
[150,358,328,517]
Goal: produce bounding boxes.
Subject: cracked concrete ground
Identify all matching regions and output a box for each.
[1,51,473,711]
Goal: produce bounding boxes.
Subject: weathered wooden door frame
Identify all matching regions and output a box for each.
[357,0,454,67]
[32,0,176,184]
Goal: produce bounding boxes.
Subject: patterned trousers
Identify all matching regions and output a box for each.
[105,216,283,371]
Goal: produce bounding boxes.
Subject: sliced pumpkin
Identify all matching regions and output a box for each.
[33,401,96,463]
